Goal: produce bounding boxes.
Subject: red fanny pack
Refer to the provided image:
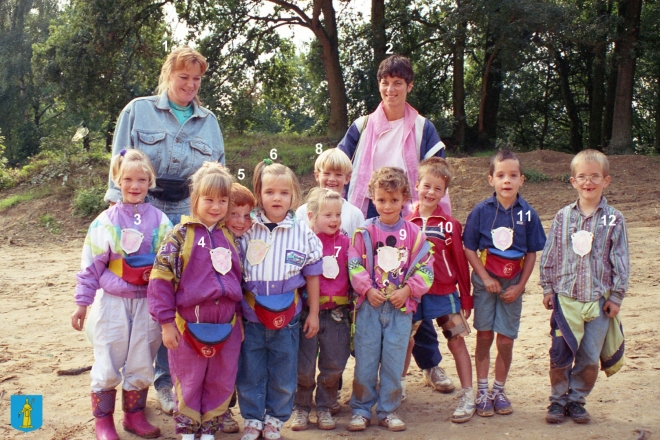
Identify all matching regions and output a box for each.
[181,316,235,358]
[121,253,156,286]
[253,291,297,330]
[483,250,523,280]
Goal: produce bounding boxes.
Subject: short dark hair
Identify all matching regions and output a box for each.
[377,55,414,85]
[489,150,521,176]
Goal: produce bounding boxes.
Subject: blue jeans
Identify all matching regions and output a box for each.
[350,301,412,420]
[549,297,610,406]
[153,211,182,392]
[412,320,442,370]
[237,314,300,423]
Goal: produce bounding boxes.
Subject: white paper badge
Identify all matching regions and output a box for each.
[377,246,401,273]
[572,230,594,257]
[120,228,144,254]
[491,227,514,251]
[246,240,270,266]
[322,255,340,279]
[210,247,232,275]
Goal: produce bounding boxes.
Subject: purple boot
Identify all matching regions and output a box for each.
[122,389,161,438]
[92,389,119,440]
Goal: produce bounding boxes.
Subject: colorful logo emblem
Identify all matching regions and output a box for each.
[11,395,42,432]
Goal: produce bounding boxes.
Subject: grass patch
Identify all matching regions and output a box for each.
[0,193,36,210]
[38,213,61,234]
[523,168,552,183]
[556,173,572,183]
[225,133,332,190]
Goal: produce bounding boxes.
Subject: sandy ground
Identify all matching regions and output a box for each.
[1,151,659,439]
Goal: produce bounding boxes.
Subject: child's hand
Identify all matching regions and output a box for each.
[71,305,87,331]
[542,294,554,310]
[238,319,245,342]
[462,309,472,320]
[162,323,180,349]
[303,312,319,338]
[366,288,387,308]
[603,300,620,318]
[389,285,411,309]
[500,283,524,304]
[482,275,502,294]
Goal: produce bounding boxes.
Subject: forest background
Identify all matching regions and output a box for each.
[0,0,658,191]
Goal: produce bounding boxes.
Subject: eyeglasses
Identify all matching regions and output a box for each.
[573,174,603,185]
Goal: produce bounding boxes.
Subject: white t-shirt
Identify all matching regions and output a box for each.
[372,117,406,172]
[295,199,365,238]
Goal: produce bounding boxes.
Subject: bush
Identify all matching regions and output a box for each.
[523,168,552,183]
[38,213,61,234]
[73,186,107,217]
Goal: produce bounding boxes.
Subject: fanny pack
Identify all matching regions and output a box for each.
[108,253,156,286]
[176,309,235,358]
[149,176,190,202]
[245,290,298,330]
[480,249,523,279]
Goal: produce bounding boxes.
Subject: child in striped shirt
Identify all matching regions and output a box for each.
[236,160,323,440]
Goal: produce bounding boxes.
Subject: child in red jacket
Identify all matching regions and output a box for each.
[405,157,475,423]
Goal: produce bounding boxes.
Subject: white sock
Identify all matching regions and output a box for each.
[181,434,195,440]
[200,434,215,440]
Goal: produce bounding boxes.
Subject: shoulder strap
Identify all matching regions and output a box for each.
[351,115,369,163]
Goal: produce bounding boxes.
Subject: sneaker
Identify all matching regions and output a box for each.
[240,426,262,440]
[378,413,406,432]
[222,409,240,433]
[423,367,455,393]
[492,390,513,415]
[401,377,408,402]
[156,387,175,415]
[290,410,309,431]
[546,402,565,424]
[451,388,476,423]
[317,410,336,430]
[347,414,370,431]
[263,416,283,439]
[475,389,494,417]
[329,401,341,415]
[565,401,590,424]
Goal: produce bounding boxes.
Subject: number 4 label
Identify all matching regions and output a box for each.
[601,215,616,226]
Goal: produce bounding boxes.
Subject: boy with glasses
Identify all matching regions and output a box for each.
[540,149,628,424]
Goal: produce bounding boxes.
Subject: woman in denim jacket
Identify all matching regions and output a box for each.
[103,45,225,421]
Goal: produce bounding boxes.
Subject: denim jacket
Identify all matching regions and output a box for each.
[104,91,225,218]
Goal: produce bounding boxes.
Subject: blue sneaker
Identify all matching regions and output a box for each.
[493,390,513,415]
[476,389,494,417]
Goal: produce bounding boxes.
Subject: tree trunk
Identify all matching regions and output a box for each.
[655,75,660,154]
[603,0,624,148]
[555,47,583,153]
[588,1,608,151]
[371,0,386,70]
[309,0,348,139]
[452,16,467,149]
[609,0,643,154]
[478,28,502,146]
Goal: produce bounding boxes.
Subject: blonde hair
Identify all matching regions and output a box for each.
[189,162,234,221]
[368,166,411,201]
[110,149,156,189]
[570,149,609,176]
[230,182,256,208]
[305,187,343,228]
[417,157,452,187]
[156,46,208,105]
[315,148,353,175]
[252,160,301,211]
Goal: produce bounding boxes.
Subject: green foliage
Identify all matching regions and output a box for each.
[73,186,107,217]
[0,193,35,210]
[38,213,61,234]
[523,168,552,183]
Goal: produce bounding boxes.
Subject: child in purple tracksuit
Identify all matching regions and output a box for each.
[148,163,243,440]
[72,149,171,440]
